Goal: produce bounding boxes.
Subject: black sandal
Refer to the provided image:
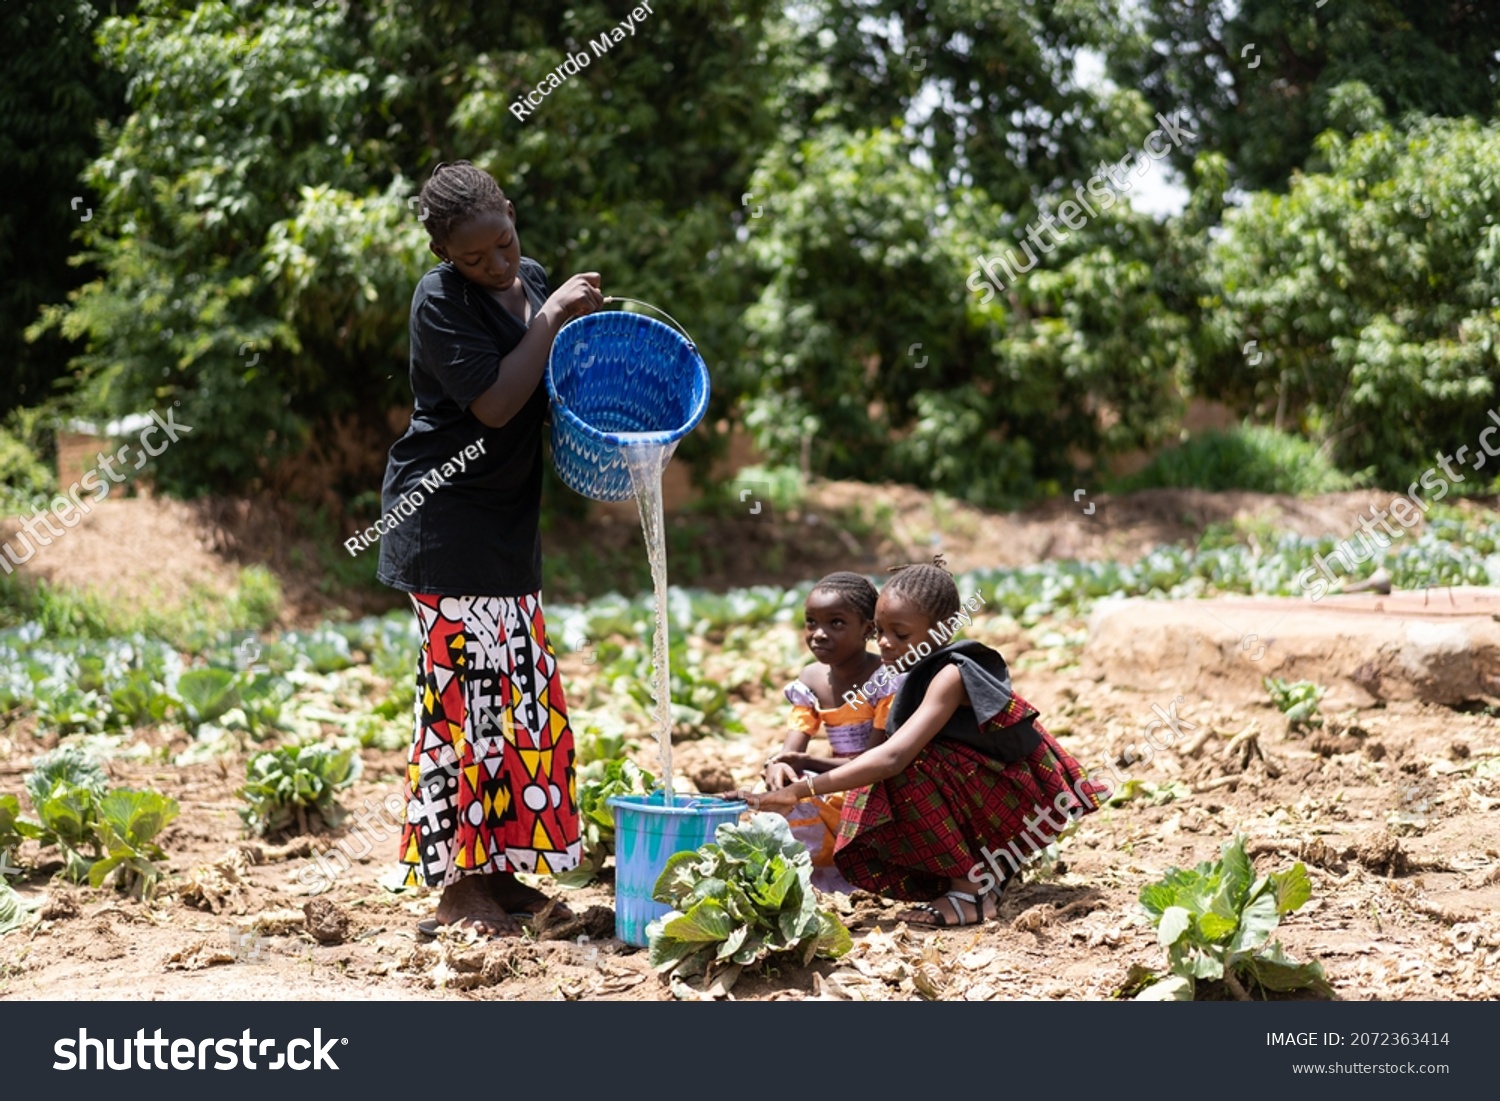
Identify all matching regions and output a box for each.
[903,885,1000,928]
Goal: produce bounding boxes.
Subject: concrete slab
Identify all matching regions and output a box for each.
[1083,588,1500,707]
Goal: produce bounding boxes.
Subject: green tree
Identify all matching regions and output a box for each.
[1198,116,1500,487]
[1112,0,1500,191]
[35,0,788,498]
[0,0,134,418]
[34,0,411,495]
[735,1,1194,506]
[794,0,1152,210]
[739,126,1198,507]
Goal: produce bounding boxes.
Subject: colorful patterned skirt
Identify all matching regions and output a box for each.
[833,719,1106,901]
[398,593,581,888]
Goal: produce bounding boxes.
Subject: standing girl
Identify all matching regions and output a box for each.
[379,160,604,935]
[734,559,1105,926]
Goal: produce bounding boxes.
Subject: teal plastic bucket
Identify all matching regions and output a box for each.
[607,792,747,947]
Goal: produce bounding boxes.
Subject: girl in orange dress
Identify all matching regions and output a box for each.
[764,572,904,891]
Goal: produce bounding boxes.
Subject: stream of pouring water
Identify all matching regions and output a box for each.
[621,436,678,803]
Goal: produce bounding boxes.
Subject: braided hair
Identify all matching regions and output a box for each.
[418,160,508,248]
[882,554,960,624]
[809,571,878,628]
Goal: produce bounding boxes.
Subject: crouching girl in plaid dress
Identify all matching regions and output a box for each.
[734,559,1106,926]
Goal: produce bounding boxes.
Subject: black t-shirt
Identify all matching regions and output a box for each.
[887,640,1043,762]
[376,258,551,596]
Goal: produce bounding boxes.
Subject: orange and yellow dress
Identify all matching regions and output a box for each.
[781,668,904,892]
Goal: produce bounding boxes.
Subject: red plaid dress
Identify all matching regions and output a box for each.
[833,695,1105,900]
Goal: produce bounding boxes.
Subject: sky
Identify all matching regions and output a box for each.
[888,2,1194,222]
[1074,46,1190,219]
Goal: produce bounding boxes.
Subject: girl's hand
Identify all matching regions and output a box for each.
[769,752,813,773]
[728,786,802,813]
[544,272,603,324]
[763,761,799,790]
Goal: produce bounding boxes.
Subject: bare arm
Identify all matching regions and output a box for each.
[468,273,602,429]
[782,754,853,773]
[776,730,811,758]
[764,731,811,790]
[735,667,968,808]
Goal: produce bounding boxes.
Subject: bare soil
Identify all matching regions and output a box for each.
[3,487,1500,1001]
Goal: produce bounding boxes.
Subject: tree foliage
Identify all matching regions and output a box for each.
[33,0,787,496]
[1199,115,1500,487]
[0,0,134,417]
[734,1,1199,506]
[792,0,1148,210]
[1112,0,1500,191]
[9,0,1500,510]
[738,122,1198,506]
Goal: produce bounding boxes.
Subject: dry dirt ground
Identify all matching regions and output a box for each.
[3,488,1499,1001]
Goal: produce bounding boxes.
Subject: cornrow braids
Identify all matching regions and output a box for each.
[419,160,508,248]
[809,571,878,624]
[883,554,960,624]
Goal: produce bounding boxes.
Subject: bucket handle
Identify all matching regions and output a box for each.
[683,798,746,811]
[603,296,697,350]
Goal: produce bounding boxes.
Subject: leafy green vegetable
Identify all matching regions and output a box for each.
[276,628,354,674]
[553,756,654,889]
[239,744,361,836]
[32,782,103,883]
[21,746,112,882]
[647,813,852,991]
[177,667,241,728]
[0,880,37,936]
[31,683,110,734]
[24,744,107,807]
[89,789,180,898]
[592,633,748,739]
[238,674,293,737]
[0,792,26,856]
[1264,678,1325,731]
[109,668,175,726]
[1129,835,1333,1001]
[14,746,180,893]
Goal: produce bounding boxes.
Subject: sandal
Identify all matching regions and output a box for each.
[902,885,1002,928]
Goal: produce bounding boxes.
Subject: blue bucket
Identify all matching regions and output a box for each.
[546,302,710,502]
[607,791,746,947]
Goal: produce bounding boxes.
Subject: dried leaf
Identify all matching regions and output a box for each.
[958,947,997,971]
